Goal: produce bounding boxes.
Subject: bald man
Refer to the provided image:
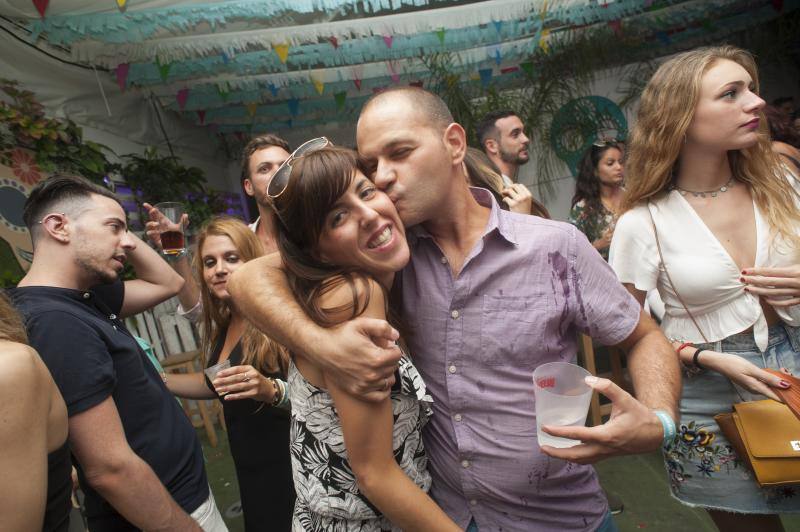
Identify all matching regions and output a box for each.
[230,88,680,532]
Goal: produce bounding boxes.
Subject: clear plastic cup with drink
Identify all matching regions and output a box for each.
[153,202,186,255]
[204,359,231,396]
[533,361,593,448]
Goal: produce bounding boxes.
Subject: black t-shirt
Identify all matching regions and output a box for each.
[10,282,208,531]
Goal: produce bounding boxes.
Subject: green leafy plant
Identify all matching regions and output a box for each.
[0,79,115,182]
[120,147,226,229]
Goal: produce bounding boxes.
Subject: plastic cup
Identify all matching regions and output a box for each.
[533,361,593,448]
[153,202,186,255]
[204,359,231,395]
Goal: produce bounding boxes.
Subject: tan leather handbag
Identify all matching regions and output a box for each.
[714,400,800,487]
[647,204,800,487]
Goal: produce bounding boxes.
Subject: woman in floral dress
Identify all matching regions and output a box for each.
[269,143,460,532]
[568,139,624,261]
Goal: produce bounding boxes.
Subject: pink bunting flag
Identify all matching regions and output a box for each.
[176,88,189,111]
[196,110,206,125]
[32,0,48,18]
[329,36,339,49]
[608,19,622,37]
[115,63,129,92]
[386,62,400,83]
[353,78,362,90]
[382,35,393,48]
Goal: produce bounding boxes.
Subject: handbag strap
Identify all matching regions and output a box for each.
[646,201,710,343]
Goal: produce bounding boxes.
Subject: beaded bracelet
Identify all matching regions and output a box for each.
[275,379,291,409]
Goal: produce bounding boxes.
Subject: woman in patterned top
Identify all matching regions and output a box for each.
[269,143,460,532]
[568,140,625,261]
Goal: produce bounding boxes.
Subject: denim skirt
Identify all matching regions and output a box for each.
[663,323,800,514]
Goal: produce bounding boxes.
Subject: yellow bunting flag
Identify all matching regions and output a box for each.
[539,29,551,53]
[117,0,126,9]
[312,77,324,95]
[274,44,289,64]
[246,103,258,118]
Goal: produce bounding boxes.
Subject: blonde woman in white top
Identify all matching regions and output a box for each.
[610,46,800,531]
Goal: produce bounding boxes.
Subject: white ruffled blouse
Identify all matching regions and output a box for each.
[610,187,800,352]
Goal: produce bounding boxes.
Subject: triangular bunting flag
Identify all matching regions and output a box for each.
[246,102,258,118]
[176,88,189,111]
[382,35,393,48]
[478,68,493,88]
[157,58,171,82]
[500,66,519,74]
[196,110,206,124]
[116,0,127,11]
[287,99,299,116]
[608,19,622,37]
[353,78,362,91]
[32,0,48,18]
[520,61,534,77]
[386,62,400,83]
[329,36,339,49]
[312,77,325,95]
[217,83,230,102]
[334,91,347,111]
[274,44,290,64]
[436,28,446,45]
[539,29,551,53]
[493,20,503,33]
[221,52,229,64]
[268,84,279,97]
[115,63,129,91]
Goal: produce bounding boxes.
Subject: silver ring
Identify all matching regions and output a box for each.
[243,373,251,382]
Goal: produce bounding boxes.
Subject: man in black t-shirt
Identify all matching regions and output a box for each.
[11,175,227,531]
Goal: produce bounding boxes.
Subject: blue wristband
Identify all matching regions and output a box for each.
[653,410,676,448]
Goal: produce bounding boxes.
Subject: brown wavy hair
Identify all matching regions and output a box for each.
[270,146,399,329]
[623,45,800,247]
[194,216,288,375]
[0,292,27,344]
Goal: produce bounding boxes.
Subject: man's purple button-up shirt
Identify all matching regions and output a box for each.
[398,188,640,531]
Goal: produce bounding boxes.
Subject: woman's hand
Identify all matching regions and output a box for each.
[741,265,800,307]
[143,202,189,251]
[501,183,533,214]
[212,364,275,402]
[700,351,790,402]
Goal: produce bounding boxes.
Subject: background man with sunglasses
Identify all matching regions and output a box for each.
[229,88,680,531]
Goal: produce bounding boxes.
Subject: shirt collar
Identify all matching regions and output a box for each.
[408,187,518,247]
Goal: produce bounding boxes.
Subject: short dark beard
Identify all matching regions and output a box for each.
[74,255,118,286]
[499,147,529,166]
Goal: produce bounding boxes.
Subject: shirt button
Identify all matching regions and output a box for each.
[109,314,116,320]
[470,499,477,506]
[451,310,460,319]
[461,459,470,468]
[440,256,447,264]
[449,365,457,374]
[454,413,462,422]
[82,292,90,299]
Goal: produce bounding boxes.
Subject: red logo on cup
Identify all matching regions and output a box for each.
[537,377,556,388]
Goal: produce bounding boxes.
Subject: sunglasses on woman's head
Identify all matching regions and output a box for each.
[267,137,332,200]
[592,137,619,147]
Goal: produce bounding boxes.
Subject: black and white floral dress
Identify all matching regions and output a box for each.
[288,355,433,531]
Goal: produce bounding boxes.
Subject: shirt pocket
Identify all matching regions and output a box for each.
[480,295,550,367]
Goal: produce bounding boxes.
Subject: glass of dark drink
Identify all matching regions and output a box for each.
[153,202,186,255]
